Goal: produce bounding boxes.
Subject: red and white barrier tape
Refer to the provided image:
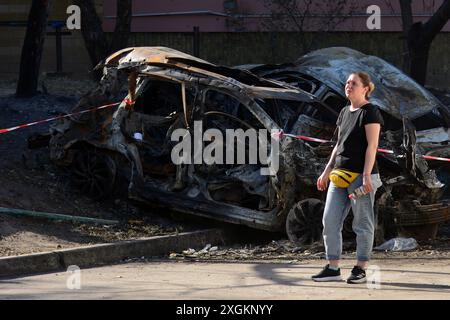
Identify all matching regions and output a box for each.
[422,155,450,162]
[0,101,121,134]
[282,133,330,143]
[0,105,448,163]
[272,130,450,163]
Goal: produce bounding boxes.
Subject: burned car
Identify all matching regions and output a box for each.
[48,46,450,244]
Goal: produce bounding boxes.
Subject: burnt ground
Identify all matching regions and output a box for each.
[0,76,210,257]
[0,76,450,260]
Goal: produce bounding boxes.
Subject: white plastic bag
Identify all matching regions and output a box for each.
[374,237,418,251]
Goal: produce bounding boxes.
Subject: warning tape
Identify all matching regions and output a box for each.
[282,133,329,143]
[0,101,121,134]
[422,155,450,162]
[0,105,448,163]
[272,130,450,163]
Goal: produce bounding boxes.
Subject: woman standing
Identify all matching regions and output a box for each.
[312,72,384,284]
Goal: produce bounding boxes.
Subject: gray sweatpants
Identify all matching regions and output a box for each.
[322,173,382,262]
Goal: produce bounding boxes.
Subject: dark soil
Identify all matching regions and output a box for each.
[0,77,204,256]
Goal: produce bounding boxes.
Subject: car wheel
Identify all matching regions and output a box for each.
[286,199,324,245]
[70,149,116,200]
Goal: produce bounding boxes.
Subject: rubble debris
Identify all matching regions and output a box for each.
[182,248,197,255]
[168,240,327,261]
[199,243,212,253]
[47,46,450,245]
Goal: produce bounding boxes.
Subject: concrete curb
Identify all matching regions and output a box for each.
[0,229,227,279]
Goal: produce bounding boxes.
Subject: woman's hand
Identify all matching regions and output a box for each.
[317,168,331,191]
[362,174,374,193]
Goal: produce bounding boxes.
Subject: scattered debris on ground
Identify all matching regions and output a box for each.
[166,232,450,262]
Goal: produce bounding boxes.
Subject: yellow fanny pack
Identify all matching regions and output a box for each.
[329,169,360,188]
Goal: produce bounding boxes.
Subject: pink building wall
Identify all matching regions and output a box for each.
[102,0,450,33]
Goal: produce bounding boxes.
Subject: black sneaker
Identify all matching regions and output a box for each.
[312,264,342,282]
[347,266,366,284]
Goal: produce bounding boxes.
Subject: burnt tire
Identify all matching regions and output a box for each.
[286,199,324,245]
[70,149,116,200]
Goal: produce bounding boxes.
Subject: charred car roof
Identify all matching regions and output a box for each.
[293,47,446,121]
[240,47,448,122]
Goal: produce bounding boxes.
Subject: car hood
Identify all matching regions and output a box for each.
[100,46,317,103]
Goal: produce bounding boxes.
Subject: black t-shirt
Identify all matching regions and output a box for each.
[334,103,384,174]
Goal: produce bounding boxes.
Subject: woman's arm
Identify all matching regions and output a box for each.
[327,125,341,171]
[317,128,340,191]
[325,145,338,172]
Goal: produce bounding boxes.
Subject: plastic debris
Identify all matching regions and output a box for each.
[374,237,418,251]
[199,244,212,253]
[133,132,143,141]
[182,248,196,255]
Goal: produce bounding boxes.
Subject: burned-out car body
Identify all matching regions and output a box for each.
[49,46,450,243]
[242,47,450,240]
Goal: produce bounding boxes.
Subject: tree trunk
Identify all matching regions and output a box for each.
[399,0,413,73]
[16,0,51,98]
[75,0,132,81]
[74,0,109,70]
[401,0,450,85]
[407,23,431,86]
[109,0,133,53]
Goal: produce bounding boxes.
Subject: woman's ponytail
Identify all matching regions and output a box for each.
[353,71,375,99]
